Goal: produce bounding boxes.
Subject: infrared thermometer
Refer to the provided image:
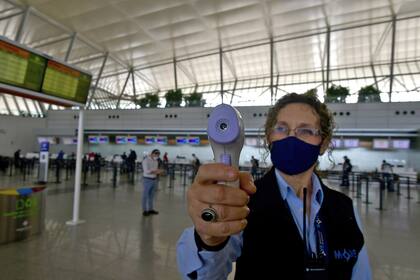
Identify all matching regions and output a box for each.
[207,104,245,188]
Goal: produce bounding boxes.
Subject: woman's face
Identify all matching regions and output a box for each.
[269,103,324,148]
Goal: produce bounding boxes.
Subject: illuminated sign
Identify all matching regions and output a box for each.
[88,136,98,144]
[145,136,155,144]
[156,136,167,145]
[343,139,359,148]
[392,139,410,149]
[373,139,390,149]
[98,136,109,144]
[176,137,187,144]
[188,137,200,145]
[127,136,137,144]
[115,136,127,144]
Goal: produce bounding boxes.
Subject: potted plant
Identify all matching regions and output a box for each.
[165,89,183,107]
[135,93,160,108]
[137,96,149,108]
[358,85,381,103]
[147,93,160,108]
[304,88,318,98]
[184,92,205,107]
[325,84,349,103]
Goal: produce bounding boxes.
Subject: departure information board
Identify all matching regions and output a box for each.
[42,61,91,104]
[0,40,46,91]
[0,37,92,106]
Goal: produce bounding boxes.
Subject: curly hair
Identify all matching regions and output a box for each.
[264,92,335,148]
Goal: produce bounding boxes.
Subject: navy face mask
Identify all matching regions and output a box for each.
[270,137,321,175]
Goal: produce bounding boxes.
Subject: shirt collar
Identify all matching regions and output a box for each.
[274,169,324,205]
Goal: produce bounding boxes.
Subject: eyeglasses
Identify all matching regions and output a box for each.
[272,124,321,139]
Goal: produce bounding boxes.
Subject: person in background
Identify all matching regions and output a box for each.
[56,150,65,169]
[142,149,164,216]
[381,160,394,192]
[14,149,21,168]
[340,155,352,187]
[250,156,259,180]
[128,149,137,173]
[121,152,128,173]
[191,154,201,178]
[177,92,371,279]
[163,152,169,165]
[163,152,169,174]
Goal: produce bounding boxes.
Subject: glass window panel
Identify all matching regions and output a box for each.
[4,94,19,115]
[179,54,220,85]
[14,96,29,115]
[0,96,8,114]
[25,99,38,116]
[33,101,43,116]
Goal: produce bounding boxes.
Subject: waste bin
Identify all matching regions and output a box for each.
[0,186,46,244]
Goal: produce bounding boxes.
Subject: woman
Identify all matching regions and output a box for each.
[177,93,371,279]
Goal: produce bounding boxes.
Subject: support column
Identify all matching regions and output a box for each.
[15,6,30,43]
[219,47,224,103]
[270,37,274,105]
[116,71,131,109]
[66,109,85,226]
[173,57,178,90]
[65,32,77,62]
[389,15,397,102]
[87,53,108,108]
[325,26,331,91]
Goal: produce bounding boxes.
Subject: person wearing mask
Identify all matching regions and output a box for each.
[142,149,163,216]
[340,155,352,187]
[381,160,394,192]
[177,92,371,279]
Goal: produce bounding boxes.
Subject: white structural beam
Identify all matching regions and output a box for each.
[66,109,85,226]
[14,6,30,43]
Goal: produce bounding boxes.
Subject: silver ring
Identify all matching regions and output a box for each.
[201,206,218,222]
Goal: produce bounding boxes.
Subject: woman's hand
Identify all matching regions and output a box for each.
[187,163,256,247]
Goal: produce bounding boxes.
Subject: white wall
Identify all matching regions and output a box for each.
[0,115,46,156]
[85,142,420,172]
[86,143,269,166]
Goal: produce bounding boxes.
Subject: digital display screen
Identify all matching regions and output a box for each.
[188,137,200,145]
[373,139,390,149]
[331,138,342,148]
[176,137,187,144]
[62,137,77,145]
[115,136,127,144]
[145,136,155,144]
[392,139,410,149]
[0,38,91,105]
[344,139,359,148]
[0,40,46,91]
[245,138,258,146]
[88,136,98,144]
[156,136,167,145]
[42,60,91,104]
[37,137,56,144]
[127,136,137,144]
[98,136,109,144]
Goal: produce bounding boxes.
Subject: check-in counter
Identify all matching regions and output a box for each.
[0,186,46,244]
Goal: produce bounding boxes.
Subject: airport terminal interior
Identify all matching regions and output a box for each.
[0,0,420,279]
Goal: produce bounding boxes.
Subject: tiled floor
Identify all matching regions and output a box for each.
[0,170,419,280]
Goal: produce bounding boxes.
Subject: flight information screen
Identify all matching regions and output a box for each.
[42,60,91,104]
[0,40,46,91]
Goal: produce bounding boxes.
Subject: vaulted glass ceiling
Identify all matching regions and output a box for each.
[1,0,420,115]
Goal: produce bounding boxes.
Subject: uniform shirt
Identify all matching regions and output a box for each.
[177,170,372,280]
[142,156,158,179]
